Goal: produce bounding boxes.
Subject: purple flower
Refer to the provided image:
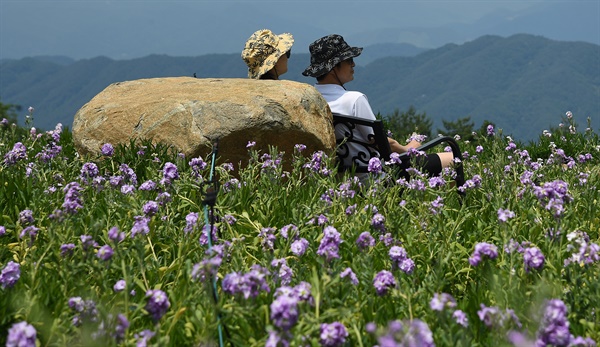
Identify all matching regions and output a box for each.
[320,322,348,347]
[60,243,76,257]
[142,201,159,217]
[317,226,342,261]
[340,267,359,285]
[18,209,35,226]
[469,242,498,266]
[145,289,170,321]
[114,280,126,292]
[199,225,219,246]
[477,304,521,329]
[191,256,222,282]
[97,245,114,261]
[294,144,307,152]
[303,151,332,176]
[371,213,386,232]
[430,292,457,311]
[498,208,516,222]
[279,224,297,239]
[523,247,545,272]
[139,180,157,191]
[222,265,270,299]
[62,182,84,213]
[373,270,396,296]
[129,215,150,237]
[533,180,572,218]
[389,246,408,262]
[270,293,299,331]
[161,162,179,184]
[271,258,293,285]
[183,212,199,234]
[290,238,309,257]
[108,226,125,243]
[80,235,98,251]
[68,297,99,325]
[0,261,21,289]
[6,321,36,347]
[3,142,27,166]
[487,124,495,136]
[135,329,155,347]
[259,227,277,250]
[368,157,383,174]
[80,162,100,183]
[356,231,375,250]
[453,310,469,327]
[119,164,138,185]
[0,225,5,236]
[101,143,114,156]
[121,184,136,195]
[398,258,415,275]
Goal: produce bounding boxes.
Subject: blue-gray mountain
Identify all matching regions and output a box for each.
[1,34,598,142]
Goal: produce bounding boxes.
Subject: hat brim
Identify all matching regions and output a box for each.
[250,33,294,79]
[302,47,362,78]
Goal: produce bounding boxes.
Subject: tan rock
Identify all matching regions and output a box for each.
[72,77,335,168]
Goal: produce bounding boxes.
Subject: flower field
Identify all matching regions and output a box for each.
[1,112,599,346]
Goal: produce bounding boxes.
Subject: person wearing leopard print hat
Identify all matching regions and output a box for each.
[304,34,456,182]
[242,29,294,80]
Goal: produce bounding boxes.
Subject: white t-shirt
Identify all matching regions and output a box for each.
[315,83,380,178]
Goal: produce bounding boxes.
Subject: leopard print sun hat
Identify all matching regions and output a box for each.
[242,29,294,79]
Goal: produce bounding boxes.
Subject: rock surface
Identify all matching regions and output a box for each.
[72,77,335,167]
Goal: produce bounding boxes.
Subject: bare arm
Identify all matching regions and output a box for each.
[388,138,422,154]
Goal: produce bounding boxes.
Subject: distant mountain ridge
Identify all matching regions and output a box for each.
[1,34,598,142]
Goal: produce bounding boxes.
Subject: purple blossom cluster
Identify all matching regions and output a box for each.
[161,162,179,185]
[320,322,348,347]
[389,246,415,274]
[145,289,170,321]
[533,180,572,218]
[269,283,314,340]
[458,174,482,193]
[368,319,435,347]
[290,237,309,256]
[259,227,277,250]
[429,292,457,311]
[429,293,469,327]
[497,208,516,223]
[222,265,270,299]
[477,304,521,330]
[368,157,383,174]
[303,151,332,176]
[523,247,545,272]
[271,258,293,285]
[564,230,600,267]
[373,270,396,296]
[316,226,343,261]
[3,142,27,166]
[131,216,150,238]
[101,143,114,156]
[68,297,99,326]
[62,181,84,214]
[469,242,498,266]
[534,299,596,346]
[93,313,129,343]
[340,267,359,285]
[1,261,21,289]
[6,321,37,347]
[356,231,376,251]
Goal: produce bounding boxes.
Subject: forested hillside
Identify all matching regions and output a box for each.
[1,34,598,141]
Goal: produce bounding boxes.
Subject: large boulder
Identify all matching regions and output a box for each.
[72,77,335,167]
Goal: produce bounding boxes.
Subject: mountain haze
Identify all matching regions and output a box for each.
[1,34,598,142]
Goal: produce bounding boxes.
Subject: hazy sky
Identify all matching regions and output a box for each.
[1,0,598,60]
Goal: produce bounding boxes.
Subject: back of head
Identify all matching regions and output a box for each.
[302,34,362,78]
[242,29,294,79]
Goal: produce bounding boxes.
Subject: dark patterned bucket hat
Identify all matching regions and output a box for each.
[242,29,294,79]
[302,34,362,77]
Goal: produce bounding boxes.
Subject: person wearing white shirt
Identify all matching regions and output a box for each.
[303,34,455,182]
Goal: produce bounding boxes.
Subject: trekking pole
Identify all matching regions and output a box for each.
[202,138,225,347]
